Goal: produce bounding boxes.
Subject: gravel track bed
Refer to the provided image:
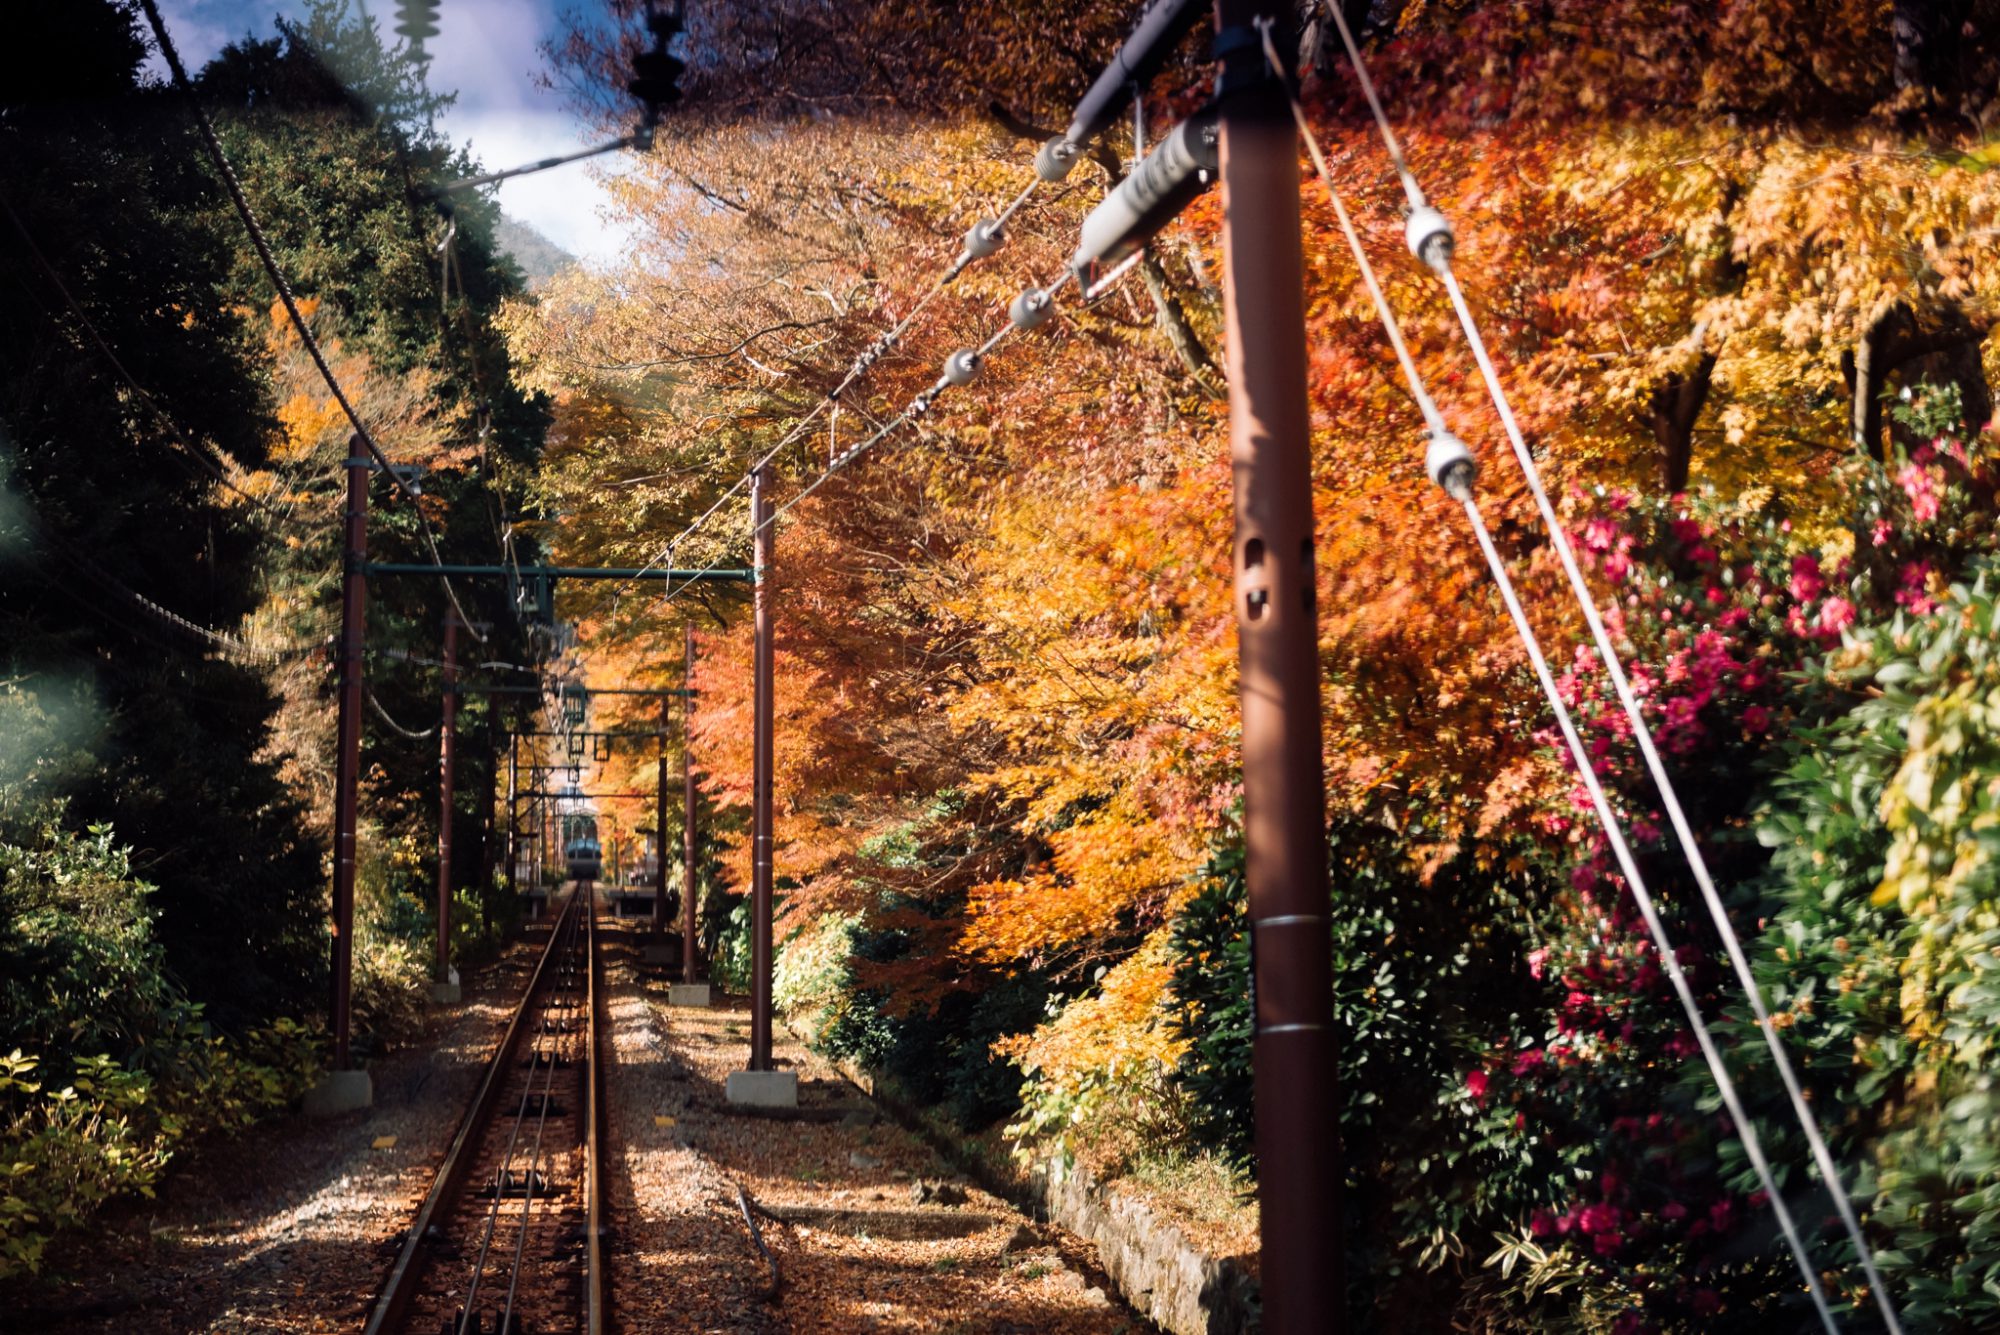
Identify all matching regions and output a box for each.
[5,928,557,1333]
[598,923,1152,1334]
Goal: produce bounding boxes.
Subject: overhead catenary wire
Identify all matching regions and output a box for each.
[591,176,1041,605]
[1315,8,1903,1327]
[1255,22,1842,1328]
[559,169,1048,691]
[616,268,1076,627]
[758,273,1070,536]
[136,0,489,645]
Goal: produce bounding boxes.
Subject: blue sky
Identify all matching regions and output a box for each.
[152,0,638,265]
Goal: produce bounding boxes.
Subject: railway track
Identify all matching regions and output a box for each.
[365,886,606,1335]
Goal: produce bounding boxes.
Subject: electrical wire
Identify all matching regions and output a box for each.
[368,686,437,739]
[0,188,319,529]
[33,532,328,666]
[1315,8,1902,1326]
[136,0,489,645]
[611,268,1074,630]
[1258,22,1840,1326]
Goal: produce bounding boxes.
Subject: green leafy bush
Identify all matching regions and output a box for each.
[1745,566,2000,1329]
[712,898,754,993]
[0,820,320,1278]
[774,910,863,1036]
[1164,817,1543,1320]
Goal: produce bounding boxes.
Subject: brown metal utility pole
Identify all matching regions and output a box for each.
[682,621,700,984]
[749,468,776,1070]
[435,612,459,984]
[653,697,669,933]
[504,731,519,899]
[1215,1,1343,1326]
[330,441,369,1071]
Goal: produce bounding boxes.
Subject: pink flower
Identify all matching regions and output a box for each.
[1582,517,1621,553]
[1466,1069,1489,1102]
[1578,1202,1626,1256]
[1527,947,1549,980]
[1743,704,1771,733]
[1512,1048,1547,1076]
[1661,1201,1688,1221]
[1896,561,1938,615]
[1872,519,1894,547]
[1898,463,1940,521]
[1789,554,1824,603]
[1662,696,1700,732]
[1818,597,1856,635]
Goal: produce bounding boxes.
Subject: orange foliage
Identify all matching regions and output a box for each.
[516,0,2000,1129]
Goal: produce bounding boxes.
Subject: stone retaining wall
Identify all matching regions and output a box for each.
[1028,1156,1257,1335]
[791,1020,1258,1333]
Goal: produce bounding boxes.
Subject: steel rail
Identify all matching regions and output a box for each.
[361,890,592,1335]
[585,894,607,1329]
[460,905,578,1333]
[493,932,574,1334]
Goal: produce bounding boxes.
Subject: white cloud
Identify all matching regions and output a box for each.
[149,0,640,267]
[427,0,642,266]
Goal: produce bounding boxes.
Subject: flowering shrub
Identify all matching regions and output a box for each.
[1461,392,2000,1328]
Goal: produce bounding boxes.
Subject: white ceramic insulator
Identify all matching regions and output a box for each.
[1035,138,1079,182]
[1426,428,1476,498]
[1405,204,1455,272]
[943,350,981,386]
[1010,288,1053,331]
[963,220,1004,260]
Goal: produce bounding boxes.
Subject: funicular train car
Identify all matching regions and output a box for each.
[562,811,602,881]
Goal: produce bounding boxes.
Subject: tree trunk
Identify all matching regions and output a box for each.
[1893,0,1975,98]
[1894,0,1937,94]
[1642,180,1743,491]
[1846,302,1992,457]
[1139,252,1226,399]
[1846,309,1889,456]
[1649,339,1718,493]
